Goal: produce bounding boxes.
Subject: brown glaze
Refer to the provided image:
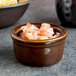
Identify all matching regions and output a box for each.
[10,23,67,66]
[0,0,29,28]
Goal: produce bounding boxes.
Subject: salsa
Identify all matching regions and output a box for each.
[20,23,60,40]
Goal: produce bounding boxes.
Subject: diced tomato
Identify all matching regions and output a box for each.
[28,36,34,40]
[41,23,51,28]
[39,33,46,36]
[26,23,32,28]
[39,28,46,33]
[40,36,49,40]
[26,25,38,34]
[20,23,60,40]
[46,28,54,35]
[21,33,27,39]
[39,23,51,33]
[56,32,60,36]
[33,31,39,40]
[26,33,32,39]
[37,37,40,40]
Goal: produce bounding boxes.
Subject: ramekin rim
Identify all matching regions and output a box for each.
[10,23,68,43]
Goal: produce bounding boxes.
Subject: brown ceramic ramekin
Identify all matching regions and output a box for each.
[10,23,68,66]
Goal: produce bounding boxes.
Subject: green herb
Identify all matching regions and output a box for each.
[29,31,31,33]
[38,33,41,35]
